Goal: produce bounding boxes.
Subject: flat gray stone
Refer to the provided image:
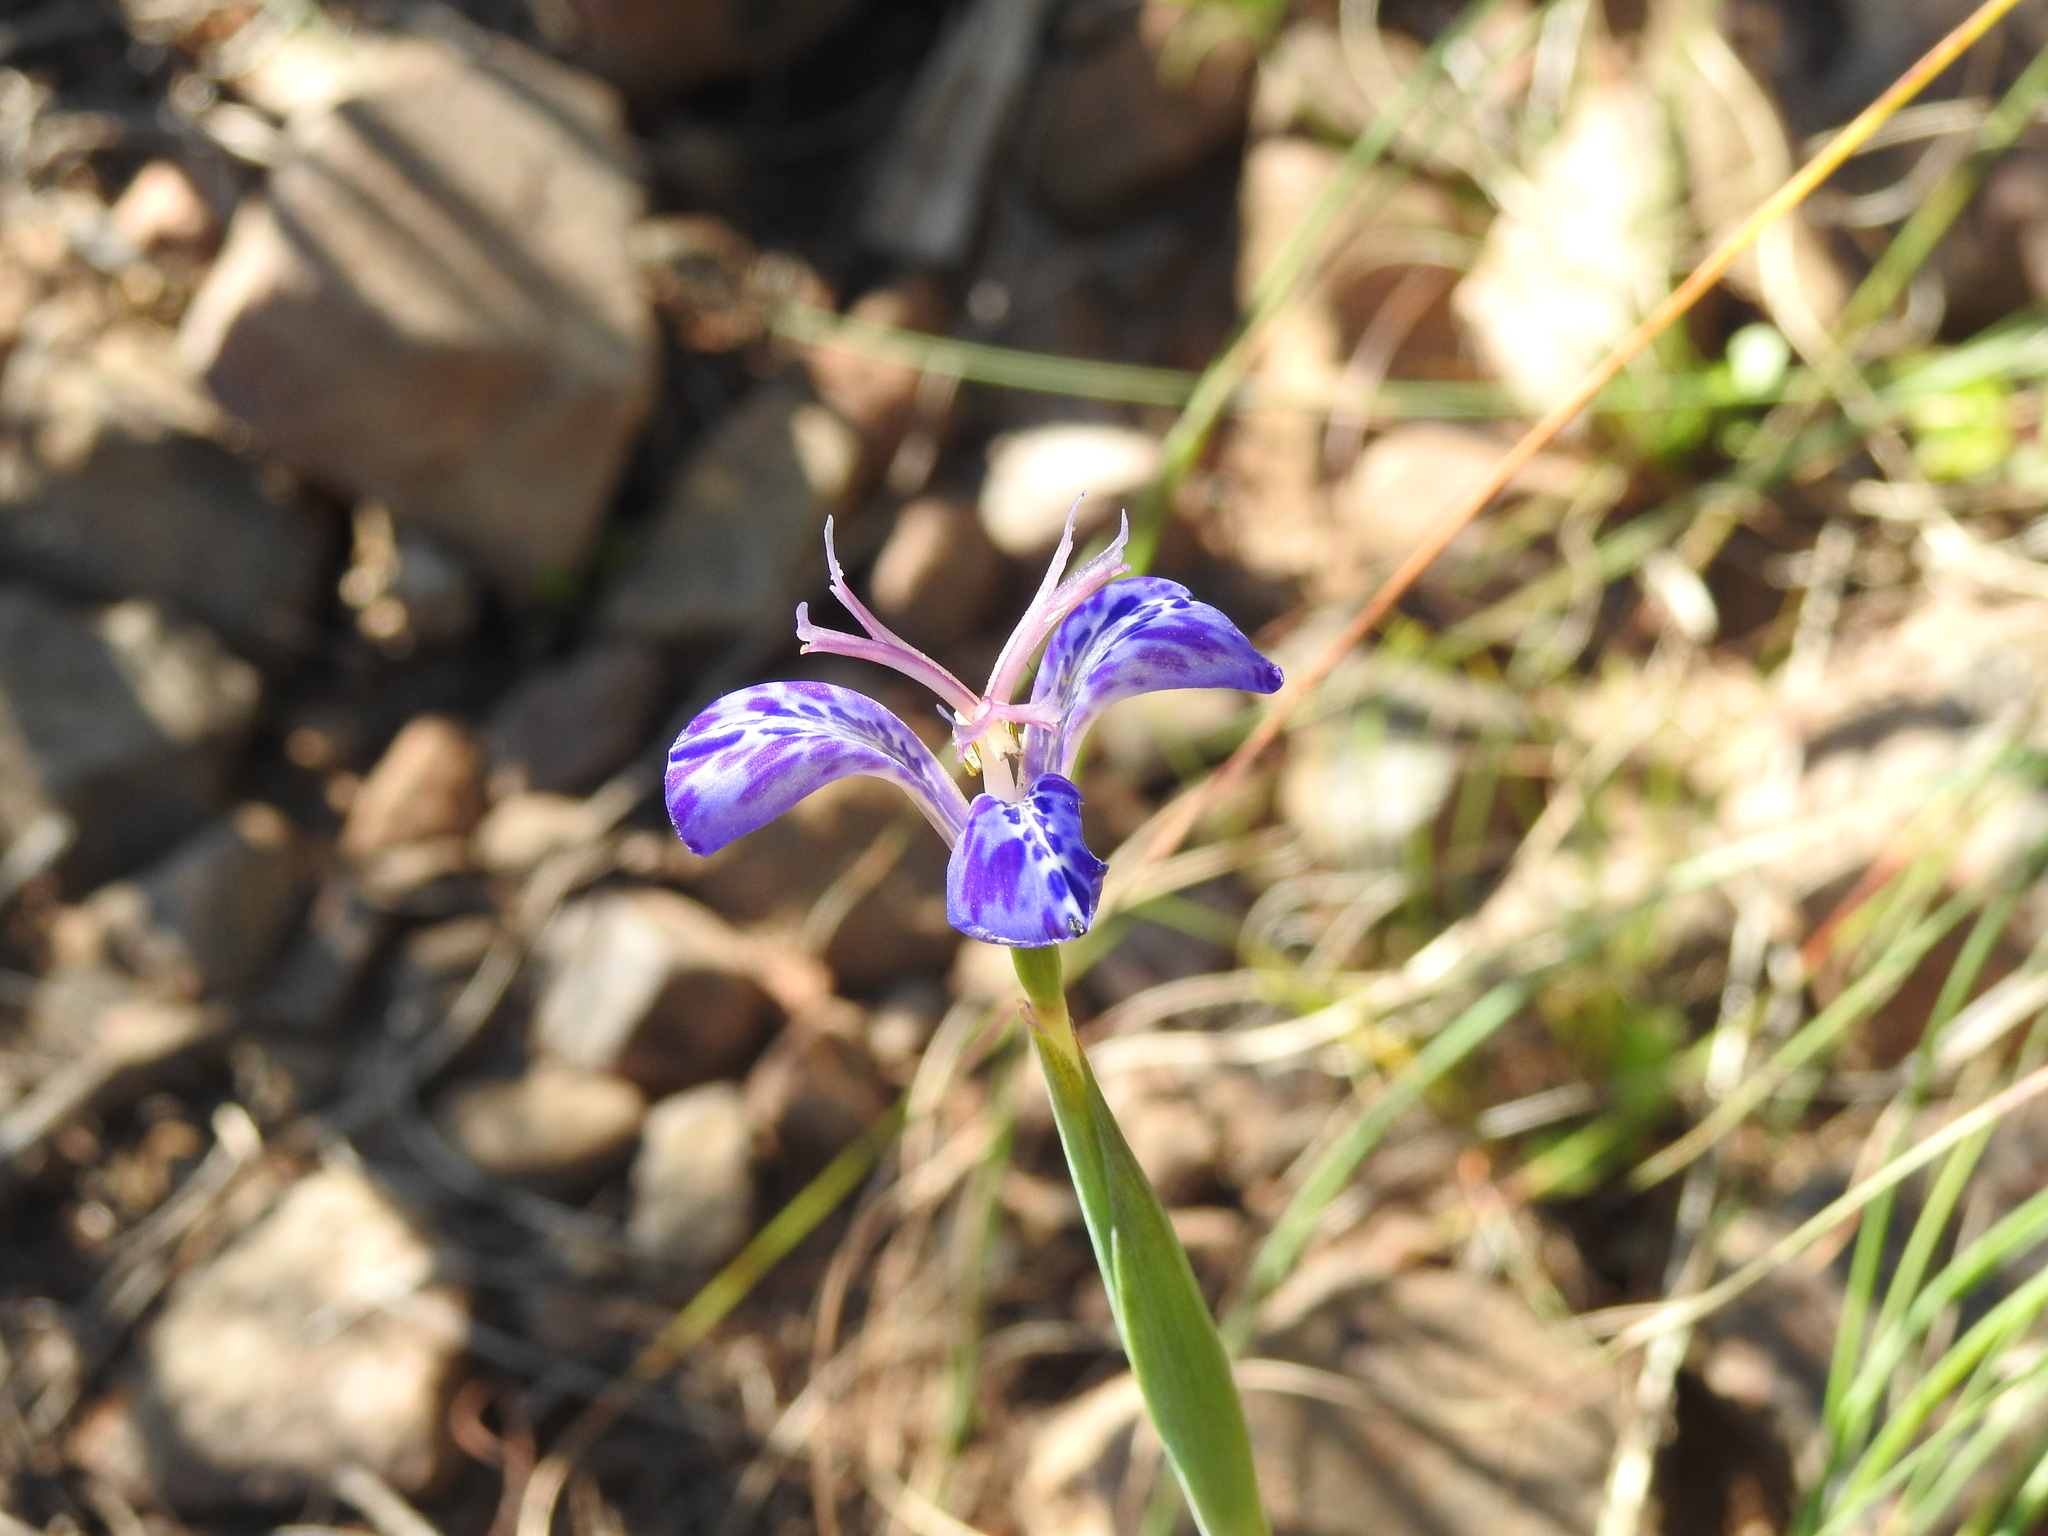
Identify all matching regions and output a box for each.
[485,641,662,795]
[435,1059,645,1196]
[627,1083,753,1275]
[0,429,331,663]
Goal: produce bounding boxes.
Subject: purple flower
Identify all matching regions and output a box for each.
[665,508,1282,947]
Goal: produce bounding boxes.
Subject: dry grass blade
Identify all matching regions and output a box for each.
[1123,0,2031,883]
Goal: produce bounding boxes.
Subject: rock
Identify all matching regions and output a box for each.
[744,1019,890,1182]
[1215,139,1468,586]
[338,715,488,862]
[1019,1267,1620,1536]
[867,494,1006,651]
[601,383,860,643]
[1279,714,1458,869]
[638,214,764,351]
[1211,136,1347,585]
[533,889,788,1097]
[1331,423,1586,572]
[472,792,595,876]
[79,1165,466,1510]
[3,994,225,1181]
[627,1083,754,1275]
[684,773,959,992]
[804,277,952,468]
[0,588,260,892]
[0,314,331,660]
[1455,71,1677,419]
[1028,0,1254,228]
[434,1060,645,1196]
[566,0,868,96]
[485,642,663,796]
[979,424,1161,555]
[109,161,219,255]
[178,32,656,594]
[1254,1267,1619,1536]
[80,805,309,1000]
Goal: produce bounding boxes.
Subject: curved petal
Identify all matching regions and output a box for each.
[667,682,969,855]
[945,775,1107,946]
[1022,578,1284,780]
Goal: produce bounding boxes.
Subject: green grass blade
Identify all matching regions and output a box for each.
[1232,977,1533,1342]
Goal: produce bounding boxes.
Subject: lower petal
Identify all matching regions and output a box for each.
[945,775,1107,946]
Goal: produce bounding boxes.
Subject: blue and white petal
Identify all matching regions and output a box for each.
[667,681,969,855]
[945,775,1107,946]
[1021,578,1284,780]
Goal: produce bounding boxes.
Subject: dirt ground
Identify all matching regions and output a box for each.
[6,2,2048,1535]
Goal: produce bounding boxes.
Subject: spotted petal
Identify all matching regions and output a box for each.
[946,775,1107,946]
[667,681,970,855]
[1021,578,1284,780]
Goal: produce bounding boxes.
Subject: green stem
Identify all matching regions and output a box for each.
[1011,945,1270,1536]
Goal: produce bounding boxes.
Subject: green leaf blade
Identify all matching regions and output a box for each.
[1036,1036,1270,1536]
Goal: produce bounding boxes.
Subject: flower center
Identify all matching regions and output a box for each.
[961,719,1025,802]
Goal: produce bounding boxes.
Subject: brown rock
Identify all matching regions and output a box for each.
[486,642,662,796]
[638,214,763,352]
[434,1060,645,1195]
[804,276,952,468]
[339,715,488,862]
[179,33,655,594]
[1216,139,1469,586]
[1454,73,1676,419]
[82,1165,467,1510]
[867,494,1006,651]
[599,383,860,643]
[0,309,331,659]
[533,888,787,1096]
[1029,0,1254,227]
[472,792,594,876]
